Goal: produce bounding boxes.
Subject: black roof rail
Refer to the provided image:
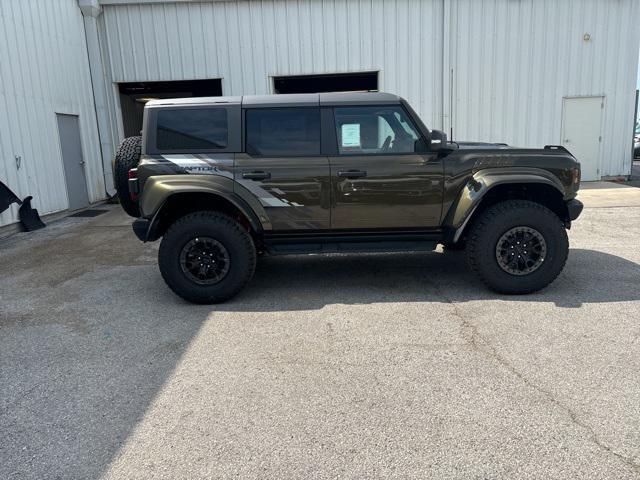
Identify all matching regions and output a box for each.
[544,145,571,155]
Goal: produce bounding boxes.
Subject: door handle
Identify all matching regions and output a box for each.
[242,171,271,180]
[337,170,367,179]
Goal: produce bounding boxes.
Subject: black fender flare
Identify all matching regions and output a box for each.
[139,175,271,240]
[443,168,566,243]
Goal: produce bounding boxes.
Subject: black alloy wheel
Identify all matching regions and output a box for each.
[179,237,230,285]
[495,226,547,276]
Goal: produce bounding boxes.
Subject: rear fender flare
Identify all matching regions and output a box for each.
[140,175,271,234]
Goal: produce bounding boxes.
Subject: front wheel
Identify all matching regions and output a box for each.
[466,200,569,294]
[158,211,256,304]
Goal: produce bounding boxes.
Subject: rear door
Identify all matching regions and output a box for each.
[235,107,330,230]
[561,96,604,181]
[327,105,443,229]
[56,114,89,210]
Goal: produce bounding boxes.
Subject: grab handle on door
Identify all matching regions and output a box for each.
[242,171,271,180]
[337,170,367,179]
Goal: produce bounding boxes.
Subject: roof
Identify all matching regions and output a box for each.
[146,96,241,106]
[145,92,401,108]
[319,92,400,105]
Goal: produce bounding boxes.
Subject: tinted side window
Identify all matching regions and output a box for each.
[334,106,421,155]
[156,108,228,150]
[246,108,320,156]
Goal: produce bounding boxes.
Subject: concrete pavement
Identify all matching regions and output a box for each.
[1,184,639,479]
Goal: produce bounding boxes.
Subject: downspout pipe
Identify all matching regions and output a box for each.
[78,0,116,196]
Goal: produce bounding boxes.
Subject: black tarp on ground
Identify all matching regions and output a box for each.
[19,196,46,231]
[0,181,46,231]
[0,180,21,214]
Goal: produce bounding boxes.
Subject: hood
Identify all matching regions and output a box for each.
[453,141,512,150]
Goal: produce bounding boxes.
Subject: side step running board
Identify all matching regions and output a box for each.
[263,232,440,255]
[266,240,438,255]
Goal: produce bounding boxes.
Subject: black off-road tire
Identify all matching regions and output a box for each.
[158,211,256,304]
[466,200,569,294]
[114,136,142,217]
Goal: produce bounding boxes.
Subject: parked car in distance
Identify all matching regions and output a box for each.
[114,92,583,304]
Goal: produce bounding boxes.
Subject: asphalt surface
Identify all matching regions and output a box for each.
[1,185,640,479]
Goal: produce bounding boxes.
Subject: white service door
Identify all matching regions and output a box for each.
[561,97,603,181]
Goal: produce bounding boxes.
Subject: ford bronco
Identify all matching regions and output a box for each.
[115,92,583,303]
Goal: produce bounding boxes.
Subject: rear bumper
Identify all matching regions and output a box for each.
[566,199,583,221]
[132,218,150,241]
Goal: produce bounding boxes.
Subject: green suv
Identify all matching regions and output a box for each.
[114,92,583,303]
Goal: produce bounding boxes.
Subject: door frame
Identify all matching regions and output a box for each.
[560,95,605,181]
[55,112,90,210]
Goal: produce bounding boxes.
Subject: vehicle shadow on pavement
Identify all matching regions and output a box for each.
[0,266,212,479]
[0,216,212,479]
[216,248,640,311]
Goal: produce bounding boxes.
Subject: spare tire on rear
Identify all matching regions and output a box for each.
[114,136,142,217]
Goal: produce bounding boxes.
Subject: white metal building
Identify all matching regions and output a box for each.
[0,0,104,228]
[1,0,639,229]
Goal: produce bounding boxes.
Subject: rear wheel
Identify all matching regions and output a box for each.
[114,136,141,217]
[466,200,569,294]
[158,211,256,304]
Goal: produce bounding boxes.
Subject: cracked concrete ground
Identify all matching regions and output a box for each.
[1,184,640,479]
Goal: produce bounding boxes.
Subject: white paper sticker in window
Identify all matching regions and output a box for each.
[341,124,361,147]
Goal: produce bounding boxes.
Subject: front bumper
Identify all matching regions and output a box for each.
[566,199,584,221]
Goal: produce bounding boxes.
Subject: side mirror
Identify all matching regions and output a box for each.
[429,129,448,151]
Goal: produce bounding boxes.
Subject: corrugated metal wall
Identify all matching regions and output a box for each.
[0,0,637,227]
[99,0,639,180]
[449,0,640,178]
[0,0,104,227]
[100,0,445,137]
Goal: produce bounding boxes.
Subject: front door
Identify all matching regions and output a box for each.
[561,96,604,181]
[328,105,443,229]
[235,107,330,230]
[56,114,89,210]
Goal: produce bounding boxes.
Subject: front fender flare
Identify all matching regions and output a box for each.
[444,168,566,242]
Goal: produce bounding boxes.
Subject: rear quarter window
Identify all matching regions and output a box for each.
[156,108,228,150]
